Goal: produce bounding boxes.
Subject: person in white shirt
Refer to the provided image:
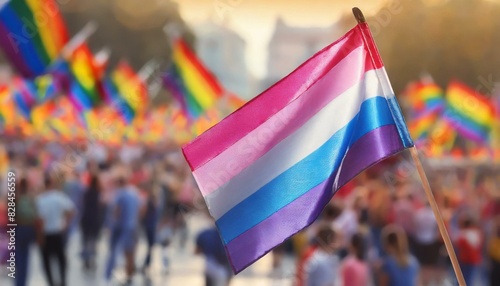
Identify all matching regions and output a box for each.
[36,174,75,286]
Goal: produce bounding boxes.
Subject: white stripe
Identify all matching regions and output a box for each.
[205,69,388,220]
[193,46,367,195]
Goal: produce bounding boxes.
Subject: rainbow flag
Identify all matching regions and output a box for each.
[12,77,38,119]
[163,38,223,118]
[404,80,445,116]
[425,119,456,157]
[31,100,56,130]
[182,22,413,273]
[110,61,147,115]
[409,110,439,140]
[443,81,495,143]
[34,73,59,101]
[102,77,135,124]
[68,43,101,108]
[0,0,69,77]
[0,85,16,129]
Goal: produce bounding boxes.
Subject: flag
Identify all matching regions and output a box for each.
[409,111,439,140]
[68,43,101,108]
[102,77,135,123]
[443,81,495,143]
[12,77,37,119]
[0,0,69,76]
[404,80,445,116]
[425,119,457,157]
[163,38,223,118]
[34,73,59,101]
[182,22,414,273]
[0,85,16,130]
[110,61,147,116]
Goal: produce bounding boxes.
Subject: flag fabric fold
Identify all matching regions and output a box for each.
[182,23,414,273]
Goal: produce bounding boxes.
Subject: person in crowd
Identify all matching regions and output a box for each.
[488,215,500,286]
[63,170,84,239]
[105,176,144,284]
[307,203,338,242]
[378,225,420,286]
[367,180,392,258]
[195,222,233,286]
[332,201,359,259]
[296,224,340,286]
[141,182,160,274]
[80,174,104,271]
[14,178,39,286]
[455,213,482,286]
[412,202,445,285]
[341,233,370,286]
[36,173,76,286]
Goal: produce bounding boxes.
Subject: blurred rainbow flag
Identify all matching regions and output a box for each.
[34,73,59,101]
[163,38,223,118]
[0,0,69,76]
[103,77,135,123]
[110,61,148,117]
[405,80,445,141]
[425,119,457,157]
[0,85,16,130]
[408,111,439,140]
[404,80,445,116]
[443,81,495,143]
[68,43,101,110]
[12,77,38,119]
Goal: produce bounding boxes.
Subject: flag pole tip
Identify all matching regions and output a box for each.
[352,7,366,24]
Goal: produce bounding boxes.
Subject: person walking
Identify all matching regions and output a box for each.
[62,170,84,240]
[296,224,340,286]
[14,178,39,286]
[341,233,370,286]
[141,183,160,274]
[378,225,420,286]
[455,214,483,286]
[80,174,104,271]
[195,224,233,286]
[488,215,500,286]
[36,173,76,286]
[105,177,143,284]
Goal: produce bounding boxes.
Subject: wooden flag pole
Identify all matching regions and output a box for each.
[409,147,466,285]
[351,7,466,285]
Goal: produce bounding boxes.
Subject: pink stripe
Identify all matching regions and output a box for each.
[193,46,373,196]
[182,25,381,171]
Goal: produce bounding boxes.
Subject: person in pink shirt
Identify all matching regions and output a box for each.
[341,233,370,286]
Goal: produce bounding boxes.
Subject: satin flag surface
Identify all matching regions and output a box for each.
[182,22,414,273]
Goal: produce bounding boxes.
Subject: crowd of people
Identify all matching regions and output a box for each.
[0,137,499,286]
[0,137,195,286]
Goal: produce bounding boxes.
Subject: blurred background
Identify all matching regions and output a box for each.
[0,0,499,285]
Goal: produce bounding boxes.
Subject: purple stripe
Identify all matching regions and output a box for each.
[224,124,405,273]
[0,22,32,76]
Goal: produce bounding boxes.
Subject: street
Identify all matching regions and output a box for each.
[0,213,294,286]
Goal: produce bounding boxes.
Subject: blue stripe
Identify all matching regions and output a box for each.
[0,6,46,75]
[70,83,93,110]
[387,96,414,148]
[104,79,135,123]
[216,96,400,244]
[13,92,31,119]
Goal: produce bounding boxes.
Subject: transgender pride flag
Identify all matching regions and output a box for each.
[182,22,414,273]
